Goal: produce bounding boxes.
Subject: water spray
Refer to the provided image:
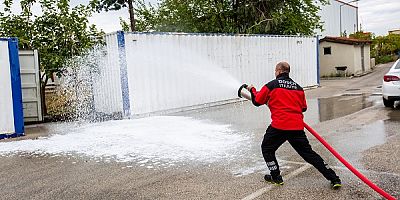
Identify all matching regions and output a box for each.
[237,84,396,200]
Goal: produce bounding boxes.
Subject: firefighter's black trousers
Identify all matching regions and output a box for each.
[262,125,339,181]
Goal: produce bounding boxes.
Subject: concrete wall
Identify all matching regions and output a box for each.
[370,58,376,69]
[94,32,319,116]
[317,0,358,37]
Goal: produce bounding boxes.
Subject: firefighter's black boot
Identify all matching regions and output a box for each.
[330,178,342,189]
[264,174,284,185]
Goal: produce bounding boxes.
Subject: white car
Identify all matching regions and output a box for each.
[383,59,400,108]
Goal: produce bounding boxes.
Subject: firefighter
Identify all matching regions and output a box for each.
[246,61,342,189]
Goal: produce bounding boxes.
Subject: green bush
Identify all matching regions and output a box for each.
[372,34,400,64]
[376,55,395,64]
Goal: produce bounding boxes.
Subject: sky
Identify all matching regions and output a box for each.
[1,0,399,36]
[356,0,400,35]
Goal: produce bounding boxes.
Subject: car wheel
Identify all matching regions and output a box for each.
[383,97,394,108]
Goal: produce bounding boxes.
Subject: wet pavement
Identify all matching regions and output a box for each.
[0,63,399,200]
[317,95,376,122]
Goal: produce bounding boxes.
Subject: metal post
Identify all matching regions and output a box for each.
[117,31,131,118]
[339,5,342,36]
[356,6,359,31]
[8,38,24,135]
[316,35,320,85]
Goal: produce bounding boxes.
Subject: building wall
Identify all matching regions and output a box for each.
[317,0,358,37]
[320,41,355,76]
[389,30,400,35]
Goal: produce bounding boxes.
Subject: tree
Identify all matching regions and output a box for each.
[119,17,131,31]
[349,31,400,64]
[0,0,104,115]
[0,0,35,49]
[349,31,373,41]
[93,0,136,31]
[372,34,400,63]
[133,0,327,35]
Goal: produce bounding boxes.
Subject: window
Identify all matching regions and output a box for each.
[324,47,331,55]
[395,60,400,69]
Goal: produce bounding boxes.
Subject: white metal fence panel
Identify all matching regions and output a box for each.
[95,32,318,116]
[19,50,43,122]
[93,33,124,115]
[0,40,15,133]
[0,38,24,138]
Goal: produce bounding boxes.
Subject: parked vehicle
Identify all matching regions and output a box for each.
[382,59,400,107]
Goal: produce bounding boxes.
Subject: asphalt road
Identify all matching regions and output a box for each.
[0,63,399,200]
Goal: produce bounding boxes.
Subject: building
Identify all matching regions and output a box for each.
[389,29,400,35]
[317,1,366,78]
[319,36,372,77]
[317,0,358,37]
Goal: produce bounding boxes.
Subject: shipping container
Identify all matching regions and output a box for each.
[0,38,24,139]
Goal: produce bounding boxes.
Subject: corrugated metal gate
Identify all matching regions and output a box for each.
[93,32,319,117]
[19,50,43,122]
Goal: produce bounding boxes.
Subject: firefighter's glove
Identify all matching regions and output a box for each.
[247,84,254,92]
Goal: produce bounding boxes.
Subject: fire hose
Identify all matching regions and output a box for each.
[304,123,396,200]
[238,84,396,200]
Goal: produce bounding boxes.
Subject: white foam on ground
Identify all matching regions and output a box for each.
[0,116,247,168]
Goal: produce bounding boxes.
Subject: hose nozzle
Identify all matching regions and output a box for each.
[238,84,251,100]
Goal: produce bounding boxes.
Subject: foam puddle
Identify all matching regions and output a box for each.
[0,116,247,168]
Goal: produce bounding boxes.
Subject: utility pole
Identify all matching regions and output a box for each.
[127,0,136,32]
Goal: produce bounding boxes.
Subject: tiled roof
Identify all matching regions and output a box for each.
[320,36,372,45]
